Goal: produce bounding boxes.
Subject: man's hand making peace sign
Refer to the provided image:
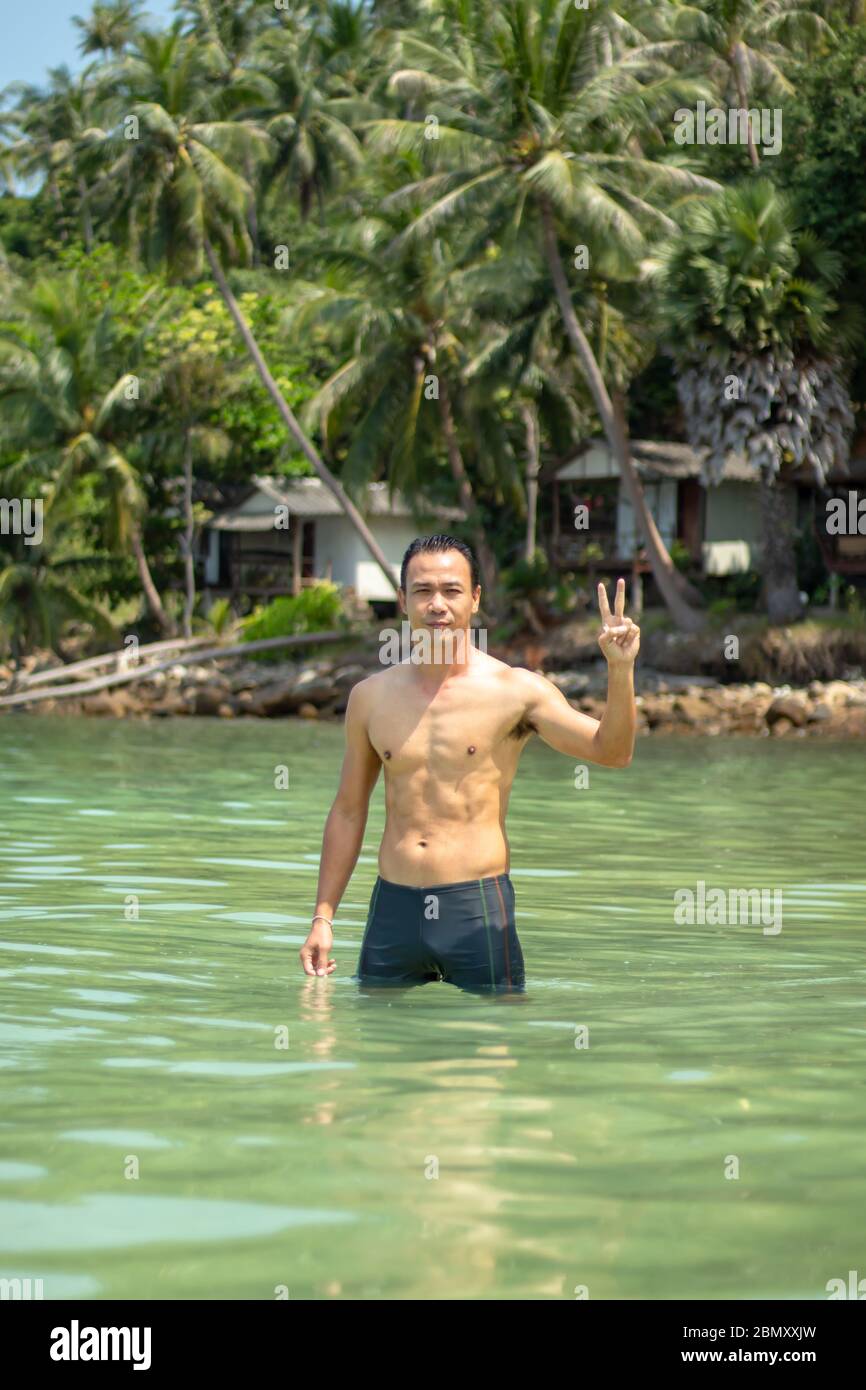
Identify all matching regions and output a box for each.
[597,578,640,666]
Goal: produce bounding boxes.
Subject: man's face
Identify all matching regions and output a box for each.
[399,550,480,634]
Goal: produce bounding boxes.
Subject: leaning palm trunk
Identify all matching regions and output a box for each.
[540,204,705,631]
[612,389,705,611]
[436,376,499,613]
[758,472,803,624]
[130,525,173,635]
[203,238,399,597]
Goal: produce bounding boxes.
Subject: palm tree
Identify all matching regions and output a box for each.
[0,548,116,684]
[174,1,270,260]
[364,0,719,628]
[175,0,264,64]
[249,21,365,224]
[668,0,835,168]
[2,67,107,250]
[88,27,401,596]
[287,207,507,607]
[649,178,858,622]
[0,273,173,633]
[457,241,655,571]
[139,351,236,637]
[72,1,144,57]
[458,263,589,564]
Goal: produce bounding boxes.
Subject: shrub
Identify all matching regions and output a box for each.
[501,552,550,600]
[669,540,694,574]
[240,582,345,660]
[707,596,737,622]
[701,570,762,612]
[203,597,235,637]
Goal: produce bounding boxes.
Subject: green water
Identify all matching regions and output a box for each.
[0,715,864,1301]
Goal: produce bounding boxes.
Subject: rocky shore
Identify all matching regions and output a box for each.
[3,650,865,737]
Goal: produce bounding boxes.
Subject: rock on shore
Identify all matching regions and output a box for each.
[3,650,865,736]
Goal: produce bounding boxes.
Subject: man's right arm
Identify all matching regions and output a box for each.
[301,681,381,976]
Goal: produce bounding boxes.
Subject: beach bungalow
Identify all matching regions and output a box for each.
[202,476,465,608]
[554,439,764,578]
[552,439,866,585]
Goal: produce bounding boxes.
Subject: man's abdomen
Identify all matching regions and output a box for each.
[378,819,509,888]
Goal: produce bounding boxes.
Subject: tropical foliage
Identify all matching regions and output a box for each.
[650,178,858,619]
[1,0,864,662]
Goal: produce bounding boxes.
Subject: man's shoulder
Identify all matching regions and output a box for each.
[345,663,405,708]
[472,650,530,681]
[495,661,555,696]
[482,661,550,739]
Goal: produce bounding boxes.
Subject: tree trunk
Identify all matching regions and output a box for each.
[130,525,173,635]
[204,238,399,597]
[611,388,704,609]
[436,374,499,612]
[9,628,22,693]
[758,471,803,624]
[540,202,705,631]
[245,153,261,267]
[732,44,760,171]
[181,432,195,639]
[49,175,68,242]
[78,177,94,252]
[522,401,540,563]
[126,164,139,261]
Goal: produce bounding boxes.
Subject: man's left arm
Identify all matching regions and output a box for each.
[591,664,636,767]
[522,578,640,768]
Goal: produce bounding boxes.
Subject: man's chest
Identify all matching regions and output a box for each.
[367,682,526,773]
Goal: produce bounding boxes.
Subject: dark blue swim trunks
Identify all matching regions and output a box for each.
[354,873,525,994]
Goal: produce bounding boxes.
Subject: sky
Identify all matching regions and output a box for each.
[0,0,179,93]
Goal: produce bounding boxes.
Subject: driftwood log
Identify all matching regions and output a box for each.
[0,629,377,710]
[12,635,215,690]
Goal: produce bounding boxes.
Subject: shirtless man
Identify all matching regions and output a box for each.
[300,534,640,993]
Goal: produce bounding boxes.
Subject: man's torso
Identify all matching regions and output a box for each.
[363,652,534,886]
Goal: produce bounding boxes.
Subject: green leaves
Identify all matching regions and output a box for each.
[651,177,850,358]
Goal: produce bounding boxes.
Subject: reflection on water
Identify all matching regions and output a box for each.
[0,715,864,1299]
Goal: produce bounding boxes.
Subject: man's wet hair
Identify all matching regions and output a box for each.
[400,535,480,592]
